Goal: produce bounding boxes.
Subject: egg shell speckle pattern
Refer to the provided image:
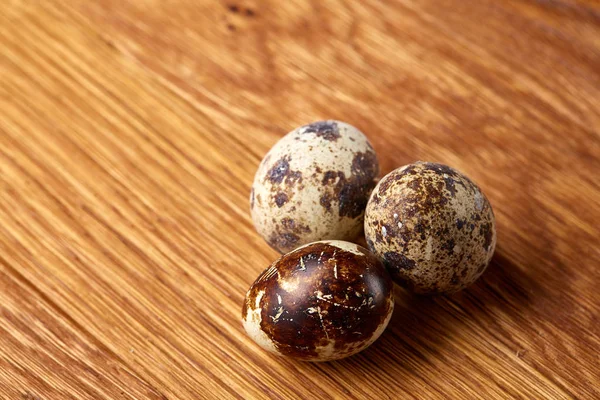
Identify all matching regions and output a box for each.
[250,121,379,253]
[242,240,394,361]
[365,162,496,294]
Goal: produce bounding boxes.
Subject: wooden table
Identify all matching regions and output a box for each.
[1,1,599,399]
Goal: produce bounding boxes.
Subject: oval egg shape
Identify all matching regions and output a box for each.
[242,240,394,361]
[250,121,379,253]
[365,161,496,294]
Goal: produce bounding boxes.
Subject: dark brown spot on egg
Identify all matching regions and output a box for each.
[407,179,422,191]
[481,222,493,249]
[377,165,414,196]
[322,170,342,185]
[371,193,381,205]
[367,239,375,251]
[287,170,303,186]
[377,177,395,196]
[443,175,457,196]
[338,152,379,218]
[250,187,255,209]
[281,217,296,230]
[301,121,341,141]
[351,151,378,178]
[338,182,368,218]
[281,218,311,234]
[267,156,290,184]
[420,162,463,198]
[441,239,455,253]
[274,192,288,207]
[382,223,396,238]
[373,223,384,244]
[421,162,457,176]
[397,229,412,245]
[318,151,378,219]
[413,222,427,240]
[401,164,418,176]
[382,251,416,273]
[320,193,333,211]
[266,156,303,187]
[268,232,300,253]
[267,219,313,253]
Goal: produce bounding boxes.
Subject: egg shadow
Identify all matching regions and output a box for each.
[302,249,546,392]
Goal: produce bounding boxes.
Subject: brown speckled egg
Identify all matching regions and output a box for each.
[250,121,379,253]
[242,240,394,361]
[364,162,496,294]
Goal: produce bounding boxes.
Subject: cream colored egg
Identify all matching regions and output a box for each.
[250,121,379,253]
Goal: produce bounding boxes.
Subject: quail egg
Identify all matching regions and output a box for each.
[242,240,394,361]
[364,162,496,294]
[250,121,379,253]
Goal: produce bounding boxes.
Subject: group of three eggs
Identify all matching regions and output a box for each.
[243,121,496,361]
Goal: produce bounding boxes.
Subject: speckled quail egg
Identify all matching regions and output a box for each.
[364,162,496,294]
[250,121,379,253]
[242,240,394,361]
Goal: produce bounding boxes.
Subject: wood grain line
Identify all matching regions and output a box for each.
[1,0,598,398]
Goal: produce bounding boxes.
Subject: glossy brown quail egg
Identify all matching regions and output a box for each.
[250,121,379,253]
[242,240,394,361]
[364,162,496,294]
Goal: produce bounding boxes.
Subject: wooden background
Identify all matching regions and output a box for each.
[1,0,599,399]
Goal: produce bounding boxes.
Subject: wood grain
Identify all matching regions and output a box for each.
[1,0,599,398]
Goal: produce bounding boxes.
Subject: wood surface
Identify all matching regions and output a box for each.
[1,0,599,399]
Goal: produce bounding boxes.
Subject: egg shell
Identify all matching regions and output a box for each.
[365,162,496,294]
[242,240,394,361]
[250,121,379,253]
